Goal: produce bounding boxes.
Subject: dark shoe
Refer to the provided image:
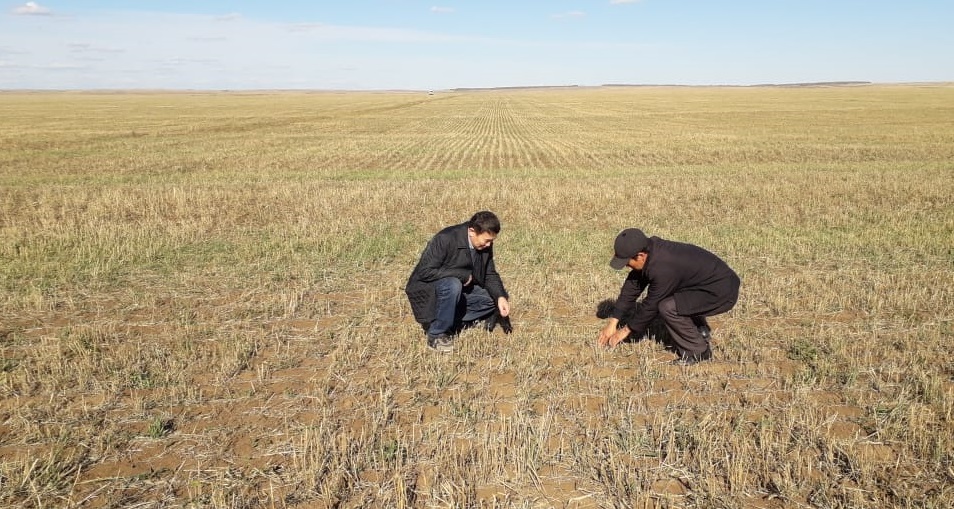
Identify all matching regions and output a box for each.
[483,313,497,332]
[671,347,712,366]
[427,334,455,353]
[698,324,712,344]
[483,312,513,334]
[499,315,513,334]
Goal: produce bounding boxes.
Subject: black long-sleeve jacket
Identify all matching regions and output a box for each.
[405,222,508,326]
[613,236,740,337]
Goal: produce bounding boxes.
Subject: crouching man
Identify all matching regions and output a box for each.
[598,228,740,365]
[406,211,512,352]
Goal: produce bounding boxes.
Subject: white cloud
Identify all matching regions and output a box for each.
[188,36,228,43]
[283,22,463,43]
[68,43,124,54]
[0,9,647,90]
[157,57,219,68]
[431,6,454,14]
[285,22,326,33]
[12,2,52,16]
[552,11,586,19]
[36,62,87,70]
[216,13,242,22]
[0,46,28,55]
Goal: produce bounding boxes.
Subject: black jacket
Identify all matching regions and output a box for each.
[613,236,740,337]
[405,223,508,326]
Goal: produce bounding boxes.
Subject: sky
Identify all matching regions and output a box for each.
[1,1,952,90]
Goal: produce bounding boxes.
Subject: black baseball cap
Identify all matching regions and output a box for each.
[609,228,648,270]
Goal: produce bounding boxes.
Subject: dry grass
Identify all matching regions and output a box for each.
[1,85,953,508]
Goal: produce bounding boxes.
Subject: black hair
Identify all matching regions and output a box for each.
[468,210,501,234]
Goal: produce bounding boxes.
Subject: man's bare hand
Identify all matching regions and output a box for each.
[598,319,619,347]
[606,326,630,348]
[497,297,510,318]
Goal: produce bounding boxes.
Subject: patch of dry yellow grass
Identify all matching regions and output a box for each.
[1,85,953,507]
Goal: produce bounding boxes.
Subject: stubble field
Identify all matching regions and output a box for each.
[1,85,953,508]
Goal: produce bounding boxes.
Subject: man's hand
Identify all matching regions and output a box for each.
[598,319,630,348]
[598,318,619,347]
[497,297,510,318]
[606,326,631,348]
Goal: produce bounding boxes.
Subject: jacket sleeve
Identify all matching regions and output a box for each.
[626,265,680,337]
[414,233,470,283]
[613,272,645,321]
[482,254,508,300]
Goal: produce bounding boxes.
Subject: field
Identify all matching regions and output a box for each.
[1,85,953,508]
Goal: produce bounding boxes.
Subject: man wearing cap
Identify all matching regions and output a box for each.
[598,228,740,365]
[406,211,512,352]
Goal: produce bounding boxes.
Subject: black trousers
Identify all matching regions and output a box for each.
[658,295,735,356]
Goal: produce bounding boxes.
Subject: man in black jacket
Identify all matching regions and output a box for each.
[598,228,740,365]
[406,211,512,352]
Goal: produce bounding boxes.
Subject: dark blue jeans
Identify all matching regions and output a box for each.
[427,277,497,337]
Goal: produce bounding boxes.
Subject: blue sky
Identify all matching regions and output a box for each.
[1,1,952,90]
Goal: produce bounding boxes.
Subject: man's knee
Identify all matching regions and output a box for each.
[435,277,463,297]
[467,284,492,301]
[658,297,679,318]
[466,286,496,313]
